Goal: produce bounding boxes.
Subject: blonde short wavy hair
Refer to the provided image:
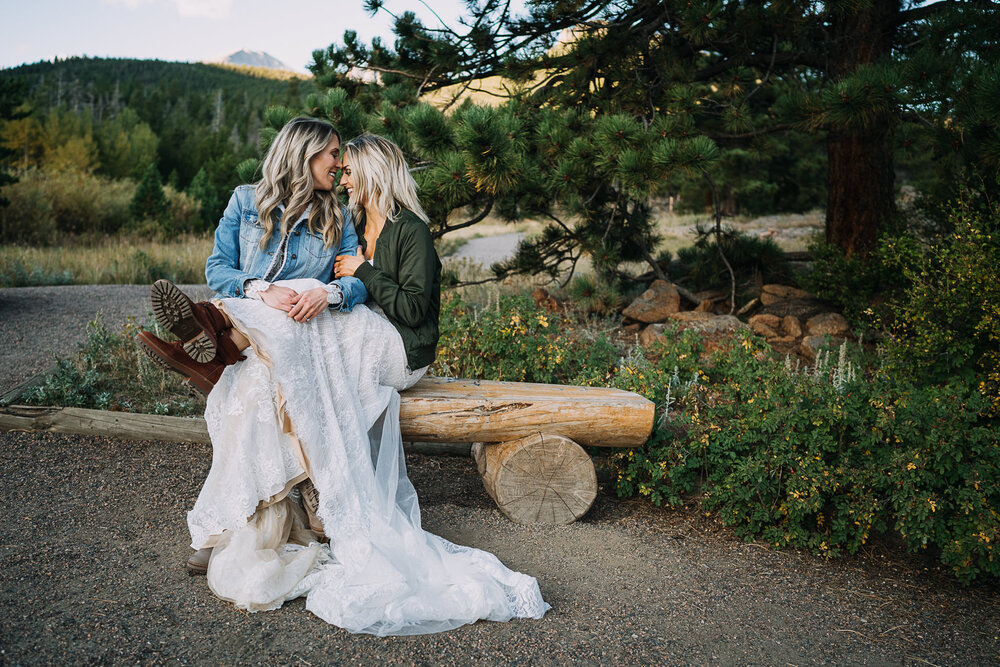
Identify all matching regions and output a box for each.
[342,134,429,228]
[255,117,343,250]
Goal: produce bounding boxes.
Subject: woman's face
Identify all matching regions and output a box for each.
[339,156,356,203]
[309,136,342,191]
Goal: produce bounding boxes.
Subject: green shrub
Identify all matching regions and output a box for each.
[878,200,1000,415]
[674,226,790,296]
[880,380,999,584]
[0,168,134,243]
[22,314,202,416]
[797,238,900,327]
[609,328,1000,583]
[433,293,620,385]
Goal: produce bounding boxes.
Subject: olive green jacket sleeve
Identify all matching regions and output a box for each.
[354,217,437,328]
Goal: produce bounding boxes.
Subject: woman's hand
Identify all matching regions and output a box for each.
[288,287,329,323]
[334,248,366,277]
[260,285,299,312]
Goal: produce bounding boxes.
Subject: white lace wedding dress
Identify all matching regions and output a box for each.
[186,278,549,636]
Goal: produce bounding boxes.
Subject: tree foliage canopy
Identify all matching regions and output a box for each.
[307,0,998,283]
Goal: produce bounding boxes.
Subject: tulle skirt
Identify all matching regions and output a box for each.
[187,278,550,635]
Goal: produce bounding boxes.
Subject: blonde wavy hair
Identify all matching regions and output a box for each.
[342,134,429,230]
[255,117,343,250]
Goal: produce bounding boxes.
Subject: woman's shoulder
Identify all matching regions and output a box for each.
[394,208,430,232]
[229,185,258,211]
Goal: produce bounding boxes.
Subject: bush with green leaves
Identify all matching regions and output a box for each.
[433,293,619,386]
[797,238,896,327]
[674,226,790,297]
[0,168,134,243]
[878,200,1000,415]
[610,329,999,583]
[20,314,201,416]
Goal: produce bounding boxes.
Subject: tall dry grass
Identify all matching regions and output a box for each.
[0,234,214,286]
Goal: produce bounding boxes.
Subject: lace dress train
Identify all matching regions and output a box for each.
[187,278,550,635]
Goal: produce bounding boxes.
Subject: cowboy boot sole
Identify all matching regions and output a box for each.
[150,279,218,363]
[136,335,216,395]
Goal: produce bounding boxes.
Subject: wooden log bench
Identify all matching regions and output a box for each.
[0,377,654,525]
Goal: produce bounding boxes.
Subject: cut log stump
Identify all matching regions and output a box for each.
[472,434,598,525]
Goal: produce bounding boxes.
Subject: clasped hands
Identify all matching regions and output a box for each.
[261,249,365,322]
[261,285,326,322]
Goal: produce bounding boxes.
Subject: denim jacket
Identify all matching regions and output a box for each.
[205,185,367,310]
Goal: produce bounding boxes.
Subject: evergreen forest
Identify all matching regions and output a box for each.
[0,57,315,243]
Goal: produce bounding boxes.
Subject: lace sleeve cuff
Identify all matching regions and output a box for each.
[323,283,344,309]
[244,279,271,300]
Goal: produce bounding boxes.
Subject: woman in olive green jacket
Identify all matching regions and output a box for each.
[334,134,441,377]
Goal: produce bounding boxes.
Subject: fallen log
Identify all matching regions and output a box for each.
[0,405,471,456]
[400,377,653,448]
[0,404,210,443]
[1,377,655,525]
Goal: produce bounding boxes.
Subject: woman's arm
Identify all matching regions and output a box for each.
[327,211,368,312]
[204,189,261,298]
[353,222,437,327]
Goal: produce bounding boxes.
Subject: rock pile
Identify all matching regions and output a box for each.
[620,280,853,358]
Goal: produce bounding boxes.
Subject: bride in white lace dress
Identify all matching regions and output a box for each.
[141,121,549,636]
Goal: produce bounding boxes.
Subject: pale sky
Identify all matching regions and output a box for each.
[0,0,510,73]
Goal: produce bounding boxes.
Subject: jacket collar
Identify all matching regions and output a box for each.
[276,202,312,228]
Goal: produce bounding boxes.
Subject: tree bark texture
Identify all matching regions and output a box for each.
[825,0,900,257]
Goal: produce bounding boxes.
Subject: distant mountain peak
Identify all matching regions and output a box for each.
[207,50,299,73]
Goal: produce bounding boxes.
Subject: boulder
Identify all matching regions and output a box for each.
[695,299,715,313]
[638,323,668,348]
[806,312,851,337]
[760,284,814,306]
[748,314,782,339]
[801,334,847,359]
[757,298,829,321]
[781,315,803,338]
[668,311,747,334]
[532,288,561,313]
[622,280,681,323]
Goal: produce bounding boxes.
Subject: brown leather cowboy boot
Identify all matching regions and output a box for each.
[135,330,244,395]
[186,547,212,575]
[150,279,231,363]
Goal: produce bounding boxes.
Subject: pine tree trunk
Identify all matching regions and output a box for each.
[825,1,900,257]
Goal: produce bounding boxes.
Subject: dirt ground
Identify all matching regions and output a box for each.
[1,285,998,665]
[1,430,998,665]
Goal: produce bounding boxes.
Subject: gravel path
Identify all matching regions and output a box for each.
[452,232,524,267]
[1,286,998,664]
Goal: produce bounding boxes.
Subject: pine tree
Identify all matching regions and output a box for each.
[130,163,167,222]
[186,166,221,230]
[312,0,999,264]
[0,77,29,209]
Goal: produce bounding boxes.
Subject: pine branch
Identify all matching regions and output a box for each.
[694,52,824,81]
[431,200,494,239]
[706,123,795,140]
[896,0,995,27]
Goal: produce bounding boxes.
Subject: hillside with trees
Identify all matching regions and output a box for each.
[0,57,315,243]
